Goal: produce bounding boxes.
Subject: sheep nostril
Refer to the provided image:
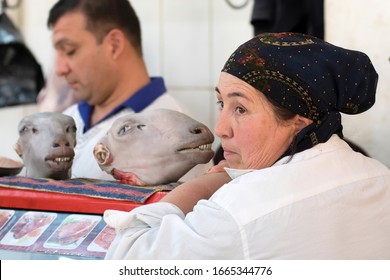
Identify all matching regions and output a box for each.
[192,127,204,134]
[52,140,70,148]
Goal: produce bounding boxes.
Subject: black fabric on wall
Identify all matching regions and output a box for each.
[250,0,324,39]
[0,12,44,107]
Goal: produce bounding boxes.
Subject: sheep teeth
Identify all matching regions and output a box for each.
[178,143,213,152]
[54,157,71,162]
[198,143,212,150]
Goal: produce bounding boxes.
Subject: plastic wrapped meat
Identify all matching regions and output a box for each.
[48,216,99,246]
[11,212,55,240]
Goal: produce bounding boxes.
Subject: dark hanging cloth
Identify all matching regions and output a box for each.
[0,12,44,107]
[250,0,324,39]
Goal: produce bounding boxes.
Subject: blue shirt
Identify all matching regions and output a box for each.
[78,77,166,132]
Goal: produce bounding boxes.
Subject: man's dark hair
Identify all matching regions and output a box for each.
[48,0,142,55]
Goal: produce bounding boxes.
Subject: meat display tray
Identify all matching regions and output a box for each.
[0,209,111,259]
[0,177,173,259]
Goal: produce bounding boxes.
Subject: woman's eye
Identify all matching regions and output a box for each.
[235,106,246,114]
[137,124,146,130]
[216,101,224,110]
[118,125,131,136]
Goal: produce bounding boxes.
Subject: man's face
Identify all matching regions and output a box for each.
[52,11,111,105]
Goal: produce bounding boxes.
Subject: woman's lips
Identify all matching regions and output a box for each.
[222,148,235,159]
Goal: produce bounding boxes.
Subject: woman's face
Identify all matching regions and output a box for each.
[215,72,301,170]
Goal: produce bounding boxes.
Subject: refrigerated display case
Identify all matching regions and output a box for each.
[0,176,172,259]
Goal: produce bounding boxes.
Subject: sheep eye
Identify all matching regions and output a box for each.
[32,128,38,134]
[66,126,77,133]
[137,124,146,130]
[118,124,132,136]
[19,126,29,134]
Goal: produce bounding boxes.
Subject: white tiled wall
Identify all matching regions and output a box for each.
[2,0,390,167]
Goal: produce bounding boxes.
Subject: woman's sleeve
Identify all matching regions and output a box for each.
[104,201,244,259]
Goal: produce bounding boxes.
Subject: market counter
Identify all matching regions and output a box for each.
[0,176,174,259]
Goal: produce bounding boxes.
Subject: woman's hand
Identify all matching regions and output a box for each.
[207,159,229,173]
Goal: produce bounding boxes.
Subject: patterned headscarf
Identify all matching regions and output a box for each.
[222,32,378,155]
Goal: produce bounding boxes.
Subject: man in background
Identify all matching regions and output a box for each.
[48,0,198,180]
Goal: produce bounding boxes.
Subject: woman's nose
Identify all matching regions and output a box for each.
[214,113,232,139]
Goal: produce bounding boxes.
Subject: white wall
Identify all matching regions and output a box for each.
[325,0,390,166]
[1,0,389,167]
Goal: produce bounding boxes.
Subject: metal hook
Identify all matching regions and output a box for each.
[225,0,250,10]
[1,0,22,11]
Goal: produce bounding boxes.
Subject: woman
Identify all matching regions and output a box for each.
[104,33,390,259]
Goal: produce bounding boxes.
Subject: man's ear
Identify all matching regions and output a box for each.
[105,29,125,59]
[293,115,313,135]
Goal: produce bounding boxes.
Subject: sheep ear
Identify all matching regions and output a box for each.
[13,141,23,158]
